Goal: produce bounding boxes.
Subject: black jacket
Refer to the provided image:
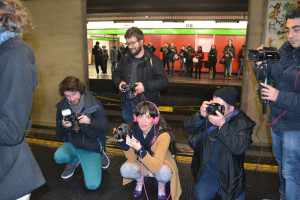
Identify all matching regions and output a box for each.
[112,50,168,105]
[269,42,300,132]
[56,91,108,152]
[184,111,255,200]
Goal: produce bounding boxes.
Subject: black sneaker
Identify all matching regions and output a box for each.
[60,161,80,180]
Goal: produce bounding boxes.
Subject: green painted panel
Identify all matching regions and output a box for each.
[88,28,246,36]
[90,37,118,41]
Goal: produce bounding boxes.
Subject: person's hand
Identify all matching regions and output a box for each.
[126,135,142,151]
[200,100,210,118]
[62,119,72,128]
[260,83,279,102]
[208,111,226,128]
[134,82,145,95]
[77,114,91,124]
[119,81,127,92]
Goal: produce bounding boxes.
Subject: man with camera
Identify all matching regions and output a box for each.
[184,87,255,200]
[112,27,168,123]
[256,9,300,200]
[54,76,108,190]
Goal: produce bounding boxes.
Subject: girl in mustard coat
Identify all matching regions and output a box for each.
[118,101,181,200]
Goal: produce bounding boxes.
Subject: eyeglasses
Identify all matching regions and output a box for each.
[126,40,139,47]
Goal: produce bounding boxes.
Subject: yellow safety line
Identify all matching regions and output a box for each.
[27,138,278,173]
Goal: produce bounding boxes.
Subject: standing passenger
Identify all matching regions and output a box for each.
[0,1,45,199]
[112,27,168,123]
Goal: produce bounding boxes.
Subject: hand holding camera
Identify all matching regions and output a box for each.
[126,135,142,151]
[77,114,91,124]
[208,111,226,128]
[260,83,279,102]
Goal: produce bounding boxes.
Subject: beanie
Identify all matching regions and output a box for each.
[213,87,239,106]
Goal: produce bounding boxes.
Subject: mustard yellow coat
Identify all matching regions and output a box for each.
[122,132,182,200]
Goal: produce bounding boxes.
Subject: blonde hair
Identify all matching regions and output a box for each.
[0,0,32,33]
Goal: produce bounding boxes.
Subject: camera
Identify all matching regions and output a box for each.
[113,123,131,141]
[206,103,225,115]
[61,108,80,132]
[121,83,137,99]
[248,47,280,61]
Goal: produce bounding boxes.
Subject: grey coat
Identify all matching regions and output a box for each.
[0,37,45,200]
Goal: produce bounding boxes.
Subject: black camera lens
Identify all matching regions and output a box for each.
[206,103,225,115]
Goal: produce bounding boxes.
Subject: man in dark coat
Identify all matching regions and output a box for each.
[55,76,109,190]
[258,9,300,200]
[112,27,168,123]
[92,41,103,75]
[184,87,255,200]
[0,1,45,200]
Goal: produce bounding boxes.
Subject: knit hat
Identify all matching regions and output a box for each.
[213,87,239,106]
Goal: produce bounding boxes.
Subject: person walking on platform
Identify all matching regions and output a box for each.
[112,27,168,123]
[208,45,218,79]
[184,87,255,200]
[117,101,181,200]
[223,39,235,79]
[257,9,300,200]
[92,41,103,76]
[160,43,169,71]
[54,76,109,190]
[0,1,45,200]
[102,45,108,74]
[166,43,177,76]
[193,46,205,79]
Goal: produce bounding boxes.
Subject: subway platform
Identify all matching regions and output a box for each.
[27,137,280,200]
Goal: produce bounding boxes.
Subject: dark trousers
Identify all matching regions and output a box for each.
[194,166,245,200]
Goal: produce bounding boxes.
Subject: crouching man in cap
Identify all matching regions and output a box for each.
[184,87,255,200]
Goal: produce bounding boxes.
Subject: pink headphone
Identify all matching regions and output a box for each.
[133,101,160,125]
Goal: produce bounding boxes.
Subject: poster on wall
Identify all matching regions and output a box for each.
[264,0,297,48]
[195,37,215,52]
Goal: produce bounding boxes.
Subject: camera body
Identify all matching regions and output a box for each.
[206,103,225,115]
[248,47,280,62]
[121,83,137,99]
[61,108,80,132]
[113,123,131,141]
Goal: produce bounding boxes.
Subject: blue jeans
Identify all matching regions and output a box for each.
[54,143,102,190]
[120,162,172,183]
[194,166,245,200]
[272,130,300,200]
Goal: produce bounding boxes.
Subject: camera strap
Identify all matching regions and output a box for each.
[268,70,300,127]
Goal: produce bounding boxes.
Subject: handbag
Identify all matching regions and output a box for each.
[219,57,225,64]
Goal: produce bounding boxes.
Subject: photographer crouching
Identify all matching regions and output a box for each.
[184,87,255,200]
[115,101,181,200]
[253,9,300,200]
[54,76,108,190]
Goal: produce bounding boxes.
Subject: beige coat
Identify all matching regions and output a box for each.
[122,132,182,200]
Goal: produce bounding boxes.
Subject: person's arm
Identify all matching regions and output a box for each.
[79,102,108,138]
[216,116,255,155]
[112,57,126,87]
[0,49,36,146]
[183,112,206,135]
[143,57,168,92]
[139,133,171,172]
[274,90,300,112]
